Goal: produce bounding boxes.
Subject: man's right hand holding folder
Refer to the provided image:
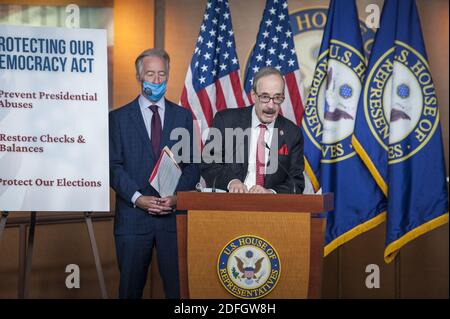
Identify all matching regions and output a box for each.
[138,146,181,215]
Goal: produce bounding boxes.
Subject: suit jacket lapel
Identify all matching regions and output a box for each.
[128,98,154,162]
[272,116,286,151]
[265,116,285,185]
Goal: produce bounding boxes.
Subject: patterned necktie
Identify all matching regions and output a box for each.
[255,124,267,187]
[149,105,162,158]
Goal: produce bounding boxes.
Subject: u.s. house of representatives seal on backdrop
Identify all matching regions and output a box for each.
[242,7,375,99]
[217,235,281,299]
[289,7,375,97]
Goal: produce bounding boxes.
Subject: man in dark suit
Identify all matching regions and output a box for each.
[109,48,199,298]
[201,67,304,194]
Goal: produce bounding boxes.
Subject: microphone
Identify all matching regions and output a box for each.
[265,142,299,194]
[211,148,236,193]
[212,169,225,192]
[211,134,247,192]
[210,147,226,193]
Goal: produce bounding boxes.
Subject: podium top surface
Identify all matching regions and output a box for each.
[177,192,333,213]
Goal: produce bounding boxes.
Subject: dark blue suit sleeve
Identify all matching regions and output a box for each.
[200,111,245,190]
[175,110,200,192]
[109,111,140,202]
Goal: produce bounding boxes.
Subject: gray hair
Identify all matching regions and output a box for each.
[135,48,170,79]
[251,67,285,92]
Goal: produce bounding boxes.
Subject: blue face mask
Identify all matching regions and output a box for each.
[142,80,167,102]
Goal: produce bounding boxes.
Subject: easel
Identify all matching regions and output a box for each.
[0,211,8,242]
[0,211,108,299]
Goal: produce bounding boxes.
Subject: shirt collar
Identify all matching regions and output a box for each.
[139,94,166,112]
[251,106,275,130]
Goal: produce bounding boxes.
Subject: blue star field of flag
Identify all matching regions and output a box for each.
[190,0,240,92]
[244,0,300,92]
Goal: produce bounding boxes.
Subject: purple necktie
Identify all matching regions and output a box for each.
[149,105,162,158]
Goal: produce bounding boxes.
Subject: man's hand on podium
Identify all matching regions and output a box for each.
[248,185,274,194]
[228,179,248,193]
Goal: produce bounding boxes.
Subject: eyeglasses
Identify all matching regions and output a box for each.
[256,93,285,105]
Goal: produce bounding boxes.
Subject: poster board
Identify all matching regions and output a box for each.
[0,25,109,212]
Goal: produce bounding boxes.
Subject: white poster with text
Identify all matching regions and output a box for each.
[0,25,109,211]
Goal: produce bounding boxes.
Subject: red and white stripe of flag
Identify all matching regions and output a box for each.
[181,67,250,141]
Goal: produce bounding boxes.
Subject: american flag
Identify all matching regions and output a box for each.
[243,0,304,125]
[180,0,249,137]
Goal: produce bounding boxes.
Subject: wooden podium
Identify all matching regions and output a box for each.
[176,192,333,299]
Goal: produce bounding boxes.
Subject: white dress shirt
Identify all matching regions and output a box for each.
[138,94,165,134]
[244,108,275,189]
[227,108,275,191]
[132,95,166,205]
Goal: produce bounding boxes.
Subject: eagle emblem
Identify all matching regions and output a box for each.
[324,66,355,122]
[235,252,265,285]
[390,83,412,122]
